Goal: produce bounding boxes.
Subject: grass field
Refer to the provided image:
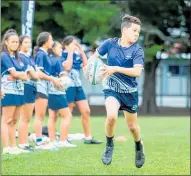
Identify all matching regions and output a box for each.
[1,116,190,175]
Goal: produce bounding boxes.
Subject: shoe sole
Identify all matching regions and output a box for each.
[135,156,145,168]
[102,159,112,165]
[101,157,112,165]
[136,163,144,168]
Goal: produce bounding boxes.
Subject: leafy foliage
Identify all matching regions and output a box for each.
[1,1,119,45]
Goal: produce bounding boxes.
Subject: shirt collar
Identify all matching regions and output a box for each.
[5,51,16,59]
[19,51,30,57]
[39,47,48,55]
[117,38,135,49]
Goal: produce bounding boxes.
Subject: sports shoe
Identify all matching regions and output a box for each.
[101,145,114,165]
[135,141,145,168]
[19,145,34,152]
[9,146,29,155]
[50,140,59,147]
[84,137,103,144]
[57,140,76,148]
[35,142,58,151]
[2,147,10,155]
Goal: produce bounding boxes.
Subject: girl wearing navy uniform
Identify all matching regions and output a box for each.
[48,41,76,147]
[33,32,61,150]
[61,36,102,144]
[1,30,29,154]
[17,35,39,151]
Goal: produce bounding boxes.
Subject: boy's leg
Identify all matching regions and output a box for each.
[123,111,145,168]
[102,96,120,165]
[123,111,140,141]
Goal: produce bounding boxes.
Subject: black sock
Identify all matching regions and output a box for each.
[106,136,114,147]
[135,139,142,151]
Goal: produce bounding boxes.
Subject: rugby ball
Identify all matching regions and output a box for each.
[58,76,72,91]
[83,58,104,85]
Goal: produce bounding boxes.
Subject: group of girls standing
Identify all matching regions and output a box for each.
[1,29,102,155]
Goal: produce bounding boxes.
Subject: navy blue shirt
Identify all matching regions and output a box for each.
[50,56,64,77]
[1,51,26,94]
[97,38,144,93]
[19,52,36,87]
[48,56,65,95]
[61,51,82,87]
[20,52,35,70]
[35,48,52,75]
[61,51,82,70]
[1,52,26,75]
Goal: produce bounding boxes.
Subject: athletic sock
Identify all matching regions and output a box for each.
[106,136,114,147]
[135,139,142,151]
[18,143,29,149]
[36,138,42,146]
[85,136,92,140]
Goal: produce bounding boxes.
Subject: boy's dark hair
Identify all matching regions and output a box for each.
[121,14,142,30]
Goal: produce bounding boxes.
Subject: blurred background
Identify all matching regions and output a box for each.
[1,0,190,116]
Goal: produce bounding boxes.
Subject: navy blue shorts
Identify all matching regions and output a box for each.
[2,94,24,107]
[103,89,138,113]
[66,87,86,103]
[48,94,68,111]
[24,84,37,104]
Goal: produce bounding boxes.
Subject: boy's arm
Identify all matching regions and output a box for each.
[88,38,111,61]
[101,47,144,78]
[101,65,143,78]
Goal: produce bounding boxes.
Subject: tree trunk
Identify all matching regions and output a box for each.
[141,57,160,114]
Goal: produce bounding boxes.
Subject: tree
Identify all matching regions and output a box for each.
[139,25,166,113]
[1,1,119,46]
[55,1,119,45]
[1,1,21,33]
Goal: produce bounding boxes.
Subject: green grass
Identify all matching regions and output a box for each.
[1,116,190,175]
